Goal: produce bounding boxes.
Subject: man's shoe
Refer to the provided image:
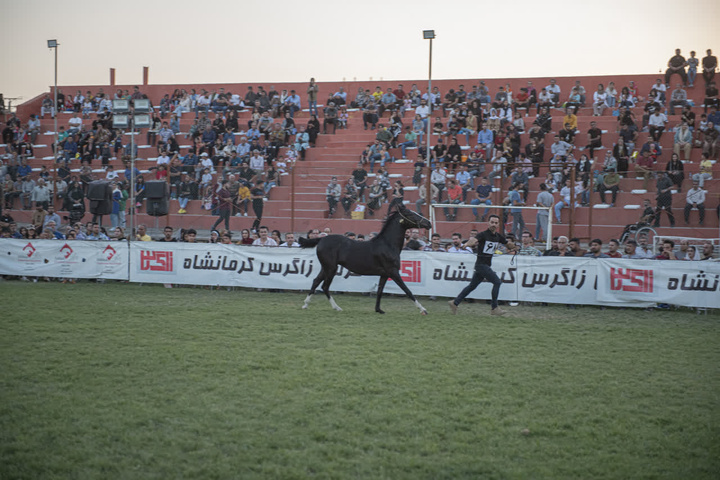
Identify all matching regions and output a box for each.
[448,300,458,315]
[490,307,506,316]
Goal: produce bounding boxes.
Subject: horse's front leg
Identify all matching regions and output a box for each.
[375,276,388,314]
[388,271,428,315]
[303,271,326,309]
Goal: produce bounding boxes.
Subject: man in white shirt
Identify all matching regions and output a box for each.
[252,226,278,246]
[648,110,668,142]
[67,113,83,135]
[280,232,300,247]
[545,79,561,105]
[684,181,706,225]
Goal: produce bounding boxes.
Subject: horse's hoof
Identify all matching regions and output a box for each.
[421,310,428,315]
[334,307,343,312]
[302,304,308,309]
[376,309,385,314]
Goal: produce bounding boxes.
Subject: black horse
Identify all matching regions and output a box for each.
[299,204,433,314]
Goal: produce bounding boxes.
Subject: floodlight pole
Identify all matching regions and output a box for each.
[48,40,59,208]
[423,30,435,224]
[130,119,136,243]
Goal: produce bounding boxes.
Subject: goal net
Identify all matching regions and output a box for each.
[429,203,554,248]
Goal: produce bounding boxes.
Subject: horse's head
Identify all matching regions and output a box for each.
[396,204,432,230]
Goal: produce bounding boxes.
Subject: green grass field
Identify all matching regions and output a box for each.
[1,282,718,479]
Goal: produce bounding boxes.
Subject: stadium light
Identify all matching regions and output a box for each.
[423,30,435,221]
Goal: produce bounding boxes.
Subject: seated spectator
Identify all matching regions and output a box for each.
[586,121,603,159]
[700,242,716,260]
[702,122,719,160]
[607,239,622,258]
[665,49,688,86]
[693,153,714,186]
[665,153,684,192]
[684,180,706,225]
[673,121,693,161]
[326,176,341,217]
[622,239,647,259]
[323,102,338,134]
[648,109,668,142]
[668,83,688,115]
[592,84,609,116]
[583,239,609,258]
[598,170,620,206]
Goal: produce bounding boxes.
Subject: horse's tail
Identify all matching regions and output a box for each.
[299,237,322,249]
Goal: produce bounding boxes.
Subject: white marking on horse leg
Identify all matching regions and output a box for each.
[302,294,313,309]
[329,296,343,311]
[415,299,428,315]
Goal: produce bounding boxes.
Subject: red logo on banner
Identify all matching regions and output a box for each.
[23,242,36,257]
[103,245,117,261]
[140,251,174,272]
[610,268,654,293]
[60,243,74,259]
[399,260,422,283]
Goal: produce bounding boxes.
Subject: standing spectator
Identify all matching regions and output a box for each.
[250,180,265,232]
[654,172,675,227]
[415,182,438,214]
[508,182,526,239]
[307,78,319,116]
[211,181,232,232]
[387,180,405,215]
[684,180,706,226]
[534,183,553,241]
[31,178,51,210]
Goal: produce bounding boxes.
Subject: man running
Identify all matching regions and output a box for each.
[448,214,516,316]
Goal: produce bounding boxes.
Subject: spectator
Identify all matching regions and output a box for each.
[592,84,609,116]
[568,237,587,257]
[250,180,265,232]
[508,182,525,239]
[665,152,685,192]
[280,232,300,247]
[700,242,716,260]
[668,83,688,115]
[518,231,542,256]
[423,232,446,252]
[586,121,603,159]
[693,153,714,186]
[655,239,678,260]
[554,180,580,223]
[470,176,493,222]
[701,123,719,160]
[252,226,278,246]
[622,240,646,259]
[673,121,693,161]
[653,172,675,228]
[607,239,622,258]
[387,180,404,215]
[648,110,668,142]
[415,182,438,214]
[684,180,706,226]
[326,176,341,217]
[583,239,609,258]
[158,226,177,242]
[598,170,620,206]
[443,179,463,221]
[702,49,717,86]
[323,102,338,134]
[447,232,473,253]
[341,177,358,217]
[546,235,571,257]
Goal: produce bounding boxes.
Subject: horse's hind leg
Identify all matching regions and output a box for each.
[322,271,342,311]
[303,271,326,309]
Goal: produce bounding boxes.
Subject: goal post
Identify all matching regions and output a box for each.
[428,203,554,248]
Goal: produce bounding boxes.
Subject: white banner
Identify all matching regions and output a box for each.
[0,239,128,280]
[2,240,716,308]
[596,259,720,309]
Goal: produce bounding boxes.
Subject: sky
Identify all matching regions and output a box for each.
[1,0,718,107]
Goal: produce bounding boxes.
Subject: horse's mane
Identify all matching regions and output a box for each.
[376,209,402,237]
